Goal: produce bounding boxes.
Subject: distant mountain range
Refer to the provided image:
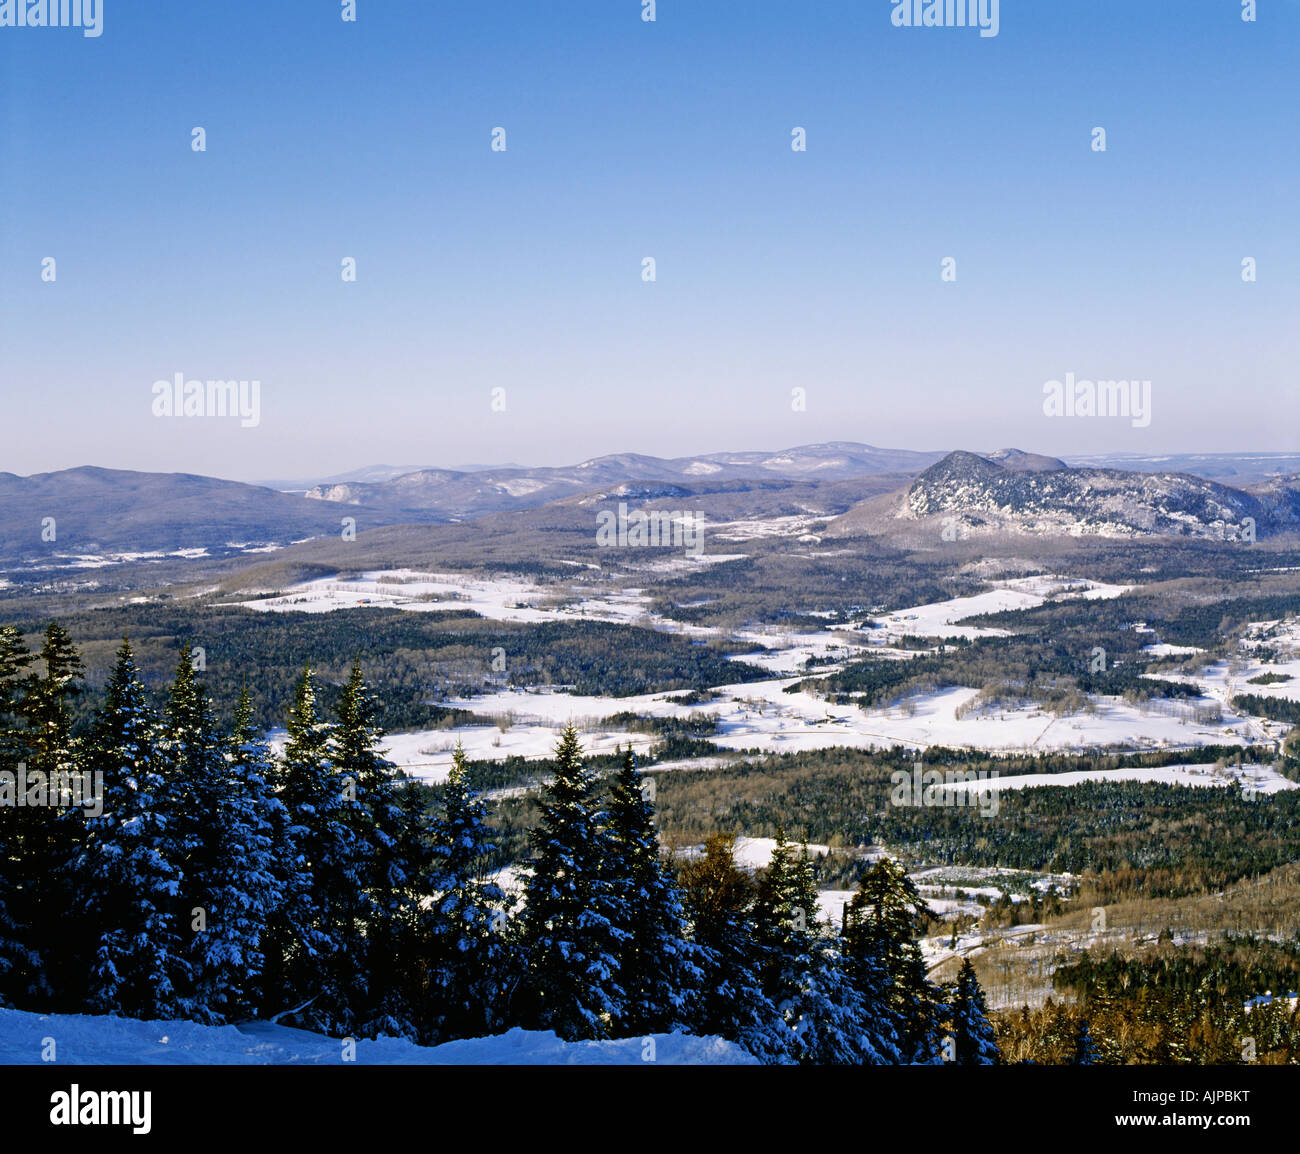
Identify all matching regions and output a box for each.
[266,447,1300,495]
[294,443,948,521]
[259,462,529,490]
[3,445,1297,571]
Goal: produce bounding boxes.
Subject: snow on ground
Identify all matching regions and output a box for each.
[268,722,657,785]
[426,674,1254,762]
[1144,643,1204,657]
[710,515,825,542]
[23,547,224,570]
[816,890,856,927]
[237,567,749,652]
[940,761,1299,797]
[869,575,1132,642]
[623,553,749,574]
[240,571,562,622]
[910,865,1074,895]
[727,625,868,675]
[249,570,1258,761]
[0,1008,755,1065]
[238,566,739,634]
[1156,619,1300,712]
[730,836,831,870]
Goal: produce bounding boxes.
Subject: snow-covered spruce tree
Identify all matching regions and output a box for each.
[77,639,191,1019]
[332,662,439,1039]
[0,625,35,1007]
[163,651,279,1023]
[263,666,357,1034]
[369,773,440,1038]
[17,623,88,1008]
[418,741,515,1043]
[751,832,893,1064]
[520,724,627,1040]
[227,686,289,1016]
[678,832,793,1064]
[21,623,83,781]
[332,660,424,1039]
[792,841,901,1064]
[844,856,945,1063]
[604,747,702,1036]
[752,828,804,1014]
[948,958,999,1065]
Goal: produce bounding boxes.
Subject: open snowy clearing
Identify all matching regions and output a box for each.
[429,676,1254,761]
[1153,619,1300,709]
[729,836,831,870]
[240,565,732,632]
[940,761,1299,797]
[0,1009,754,1065]
[381,725,655,783]
[266,722,657,785]
[236,567,865,674]
[709,515,826,542]
[868,575,1133,642]
[247,570,1262,757]
[241,570,567,623]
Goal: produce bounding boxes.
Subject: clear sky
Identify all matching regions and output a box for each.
[2,0,1296,482]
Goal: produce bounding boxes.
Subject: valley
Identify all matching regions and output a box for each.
[4,444,1299,1064]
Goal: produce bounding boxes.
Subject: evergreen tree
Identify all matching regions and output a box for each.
[752,828,807,1017]
[679,833,793,1064]
[949,958,999,1065]
[21,623,83,781]
[332,661,418,1038]
[15,623,86,1007]
[376,774,441,1037]
[1072,1017,1098,1065]
[605,748,701,1035]
[226,686,288,1016]
[77,640,190,1019]
[0,626,34,1006]
[520,724,626,1040]
[791,933,892,1064]
[844,857,944,1063]
[0,625,32,762]
[752,831,892,1064]
[418,742,514,1042]
[163,652,278,1023]
[263,667,354,1032]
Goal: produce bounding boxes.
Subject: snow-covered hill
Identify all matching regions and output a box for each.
[0,1007,756,1065]
[829,450,1300,540]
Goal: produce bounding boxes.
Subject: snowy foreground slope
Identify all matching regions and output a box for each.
[0,1009,756,1065]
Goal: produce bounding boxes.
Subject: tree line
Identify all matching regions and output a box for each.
[997,935,1300,1064]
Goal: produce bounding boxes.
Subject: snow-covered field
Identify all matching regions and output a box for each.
[0,1008,754,1065]
[241,571,566,623]
[868,575,1132,642]
[421,675,1253,763]
[247,570,1281,763]
[729,836,831,869]
[941,761,1299,797]
[372,724,657,784]
[240,566,731,634]
[1153,618,1300,709]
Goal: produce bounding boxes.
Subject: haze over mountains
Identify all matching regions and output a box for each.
[3,444,1298,570]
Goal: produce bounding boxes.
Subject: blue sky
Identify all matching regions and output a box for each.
[2,1,1296,481]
